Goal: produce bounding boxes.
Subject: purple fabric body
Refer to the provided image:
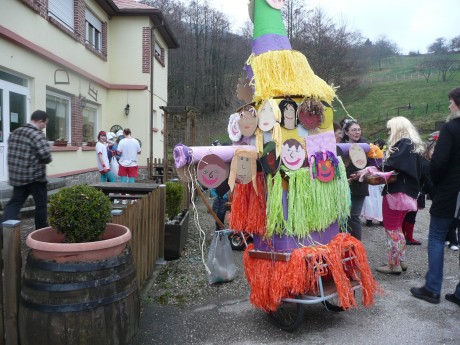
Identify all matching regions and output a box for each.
[173,144,256,168]
[251,34,292,55]
[253,222,339,253]
[337,143,370,155]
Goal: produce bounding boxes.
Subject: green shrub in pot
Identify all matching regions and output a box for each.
[165,181,185,221]
[48,184,112,243]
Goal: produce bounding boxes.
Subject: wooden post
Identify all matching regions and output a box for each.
[2,220,21,345]
[158,185,166,260]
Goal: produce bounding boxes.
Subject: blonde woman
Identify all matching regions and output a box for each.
[377,116,425,275]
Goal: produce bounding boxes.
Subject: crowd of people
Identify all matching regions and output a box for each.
[329,87,460,308]
[2,85,459,310]
[96,128,141,183]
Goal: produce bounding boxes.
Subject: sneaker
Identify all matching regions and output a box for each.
[449,245,459,251]
[445,241,450,246]
[400,261,408,271]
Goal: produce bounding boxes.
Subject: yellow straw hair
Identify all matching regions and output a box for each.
[250,50,336,103]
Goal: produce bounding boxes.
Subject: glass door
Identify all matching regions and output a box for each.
[0,74,29,182]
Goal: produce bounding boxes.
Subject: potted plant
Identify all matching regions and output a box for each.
[19,185,139,345]
[164,181,189,260]
[86,139,97,147]
[53,136,68,146]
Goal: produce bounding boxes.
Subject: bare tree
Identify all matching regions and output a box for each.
[371,35,399,70]
[427,37,449,54]
[451,36,460,52]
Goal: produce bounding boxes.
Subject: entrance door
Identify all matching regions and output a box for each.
[0,78,29,182]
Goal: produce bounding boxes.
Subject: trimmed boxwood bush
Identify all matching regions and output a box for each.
[165,181,185,220]
[49,185,112,243]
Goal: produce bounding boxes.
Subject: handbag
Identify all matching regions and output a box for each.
[109,156,119,176]
[206,232,237,284]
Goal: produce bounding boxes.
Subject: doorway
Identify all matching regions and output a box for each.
[0,73,29,182]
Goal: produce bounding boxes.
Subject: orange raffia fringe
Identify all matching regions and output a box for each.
[230,183,251,231]
[247,172,267,235]
[243,233,382,312]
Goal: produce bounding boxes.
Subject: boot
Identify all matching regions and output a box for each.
[403,221,421,245]
[376,264,402,275]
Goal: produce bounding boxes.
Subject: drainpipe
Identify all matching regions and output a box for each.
[150,22,164,176]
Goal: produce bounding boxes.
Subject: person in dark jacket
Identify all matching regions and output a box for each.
[411,87,460,306]
[341,118,369,240]
[2,110,52,229]
[402,138,435,245]
[377,116,425,275]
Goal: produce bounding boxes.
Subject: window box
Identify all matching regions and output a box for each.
[53,140,68,147]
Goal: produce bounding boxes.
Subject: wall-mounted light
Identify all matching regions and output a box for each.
[79,95,87,108]
[124,104,130,116]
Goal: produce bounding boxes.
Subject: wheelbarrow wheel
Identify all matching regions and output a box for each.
[322,299,345,312]
[322,290,356,312]
[229,233,251,251]
[267,296,304,332]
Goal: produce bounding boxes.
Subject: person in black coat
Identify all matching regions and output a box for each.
[377,116,425,275]
[411,87,460,306]
[402,139,435,245]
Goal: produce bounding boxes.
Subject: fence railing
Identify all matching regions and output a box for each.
[0,183,166,345]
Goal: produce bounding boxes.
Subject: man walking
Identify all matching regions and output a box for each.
[2,110,52,229]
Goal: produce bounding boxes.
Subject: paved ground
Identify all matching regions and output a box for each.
[130,197,459,344]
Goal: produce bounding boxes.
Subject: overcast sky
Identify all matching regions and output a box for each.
[209,0,459,54]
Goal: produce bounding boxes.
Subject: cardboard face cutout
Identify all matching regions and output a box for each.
[298,99,324,130]
[197,154,230,189]
[239,104,258,137]
[265,0,285,10]
[236,155,254,184]
[279,98,298,129]
[349,143,367,169]
[316,159,335,182]
[281,139,305,170]
[260,141,281,174]
[258,100,277,131]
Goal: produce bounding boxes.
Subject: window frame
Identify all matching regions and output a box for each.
[82,104,98,143]
[154,40,165,66]
[46,90,71,142]
[85,8,102,52]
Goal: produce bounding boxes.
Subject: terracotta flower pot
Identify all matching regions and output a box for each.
[26,223,132,263]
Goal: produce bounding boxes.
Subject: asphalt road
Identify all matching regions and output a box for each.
[130,199,460,345]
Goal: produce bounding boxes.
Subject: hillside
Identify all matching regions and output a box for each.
[333,54,460,141]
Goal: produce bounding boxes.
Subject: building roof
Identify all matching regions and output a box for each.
[95,0,179,49]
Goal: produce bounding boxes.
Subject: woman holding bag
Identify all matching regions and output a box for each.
[376,117,424,275]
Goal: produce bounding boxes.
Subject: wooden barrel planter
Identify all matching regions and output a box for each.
[18,248,140,345]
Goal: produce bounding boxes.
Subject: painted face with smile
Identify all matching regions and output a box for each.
[238,105,258,137]
[197,154,229,188]
[281,139,305,170]
[279,99,298,129]
[258,100,277,131]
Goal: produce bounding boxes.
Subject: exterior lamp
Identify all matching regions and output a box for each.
[124,104,130,116]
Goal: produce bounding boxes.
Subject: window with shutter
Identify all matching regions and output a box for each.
[48,0,75,32]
